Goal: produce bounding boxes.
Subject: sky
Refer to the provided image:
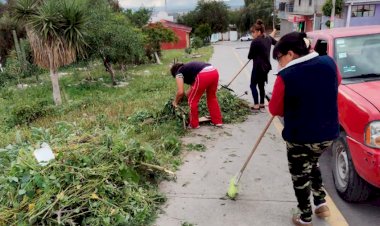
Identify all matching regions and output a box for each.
[119,0,244,11]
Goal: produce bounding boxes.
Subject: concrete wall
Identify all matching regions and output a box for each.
[161,28,189,50]
[280,19,294,36]
[230,31,238,41]
[293,0,325,14]
[222,32,229,41]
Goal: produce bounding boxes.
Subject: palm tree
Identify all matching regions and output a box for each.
[13,0,88,105]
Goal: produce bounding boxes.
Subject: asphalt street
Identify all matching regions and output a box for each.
[154,40,379,226]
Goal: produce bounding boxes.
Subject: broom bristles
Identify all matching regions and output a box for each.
[227,176,238,199]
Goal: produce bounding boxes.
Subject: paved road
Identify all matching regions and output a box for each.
[213,40,380,226]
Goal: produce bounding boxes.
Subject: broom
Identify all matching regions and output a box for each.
[227,115,275,199]
[219,60,251,92]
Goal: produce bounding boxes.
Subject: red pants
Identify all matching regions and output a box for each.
[188,67,223,128]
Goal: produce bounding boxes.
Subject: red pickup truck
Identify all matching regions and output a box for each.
[308,26,380,202]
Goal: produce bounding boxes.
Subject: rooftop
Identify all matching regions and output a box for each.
[308,25,380,38]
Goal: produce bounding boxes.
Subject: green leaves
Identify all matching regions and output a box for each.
[179,0,230,33]
[322,0,344,17]
[143,144,155,161]
[12,0,40,23]
[124,7,152,28]
[142,22,178,57]
[236,0,274,33]
[13,0,89,70]
[0,47,219,225]
[86,3,145,65]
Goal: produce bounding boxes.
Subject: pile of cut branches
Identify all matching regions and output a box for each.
[0,124,168,225]
[0,90,250,225]
[159,89,251,127]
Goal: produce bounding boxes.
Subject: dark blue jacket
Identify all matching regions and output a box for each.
[279,53,339,143]
[176,62,211,85]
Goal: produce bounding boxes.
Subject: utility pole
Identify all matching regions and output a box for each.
[165,0,167,12]
[273,0,276,30]
[330,0,336,28]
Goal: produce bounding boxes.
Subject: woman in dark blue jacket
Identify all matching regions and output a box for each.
[269,32,341,226]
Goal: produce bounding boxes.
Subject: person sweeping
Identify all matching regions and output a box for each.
[170,61,223,129]
[269,32,341,226]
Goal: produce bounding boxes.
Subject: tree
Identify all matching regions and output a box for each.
[0,0,26,65]
[195,0,229,33]
[244,0,254,7]
[322,0,344,17]
[124,7,152,28]
[107,0,122,12]
[177,10,198,29]
[85,0,145,85]
[236,1,274,33]
[194,23,212,43]
[13,0,88,105]
[142,22,178,60]
[178,0,229,34]
[0,2,6,14]
[228,9,241,27]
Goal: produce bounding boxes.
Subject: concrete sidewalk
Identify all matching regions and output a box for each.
[154,42,330,226]
[155,114,327,226]
[154,115,329,226]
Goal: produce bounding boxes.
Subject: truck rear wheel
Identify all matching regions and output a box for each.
[332,131,372,202]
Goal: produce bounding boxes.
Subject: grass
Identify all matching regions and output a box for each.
[0,46,250,225]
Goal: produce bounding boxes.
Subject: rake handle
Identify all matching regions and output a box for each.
[225,59,251,88]
[235,115,275,184]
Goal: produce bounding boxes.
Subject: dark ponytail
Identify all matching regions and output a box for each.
[170,63,184,77]
[250,19,265,34]
[273,32,311,59]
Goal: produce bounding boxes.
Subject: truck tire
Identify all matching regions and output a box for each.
[332,131,372,202]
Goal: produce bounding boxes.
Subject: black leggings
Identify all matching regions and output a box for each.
[250,69,266,105]
[250,80,265,105]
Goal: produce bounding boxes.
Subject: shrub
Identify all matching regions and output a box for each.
[8,99,53,127]
[185,47,192,54]
[191,37,204,50]
[0,71,15,88]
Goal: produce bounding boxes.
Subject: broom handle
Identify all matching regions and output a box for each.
[225,60,251,87]
[236,115,275,184]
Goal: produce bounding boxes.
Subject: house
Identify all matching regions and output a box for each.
[160,20,192,50]
[278,0,325,35]
[344,0,380,27]
[278,0,380,33]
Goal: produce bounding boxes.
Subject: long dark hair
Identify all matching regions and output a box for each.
[170,63,184,77]
[273,32,311,59]
[250,19,265,34]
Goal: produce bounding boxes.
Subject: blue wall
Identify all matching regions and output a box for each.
[350,4,380,26]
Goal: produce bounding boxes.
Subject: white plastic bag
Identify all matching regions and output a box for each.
[33,142,55,166]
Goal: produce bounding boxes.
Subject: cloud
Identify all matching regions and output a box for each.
[119,0,197,9]
[118,0,243,10]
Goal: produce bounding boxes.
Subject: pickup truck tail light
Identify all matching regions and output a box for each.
[365,121,380,148]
